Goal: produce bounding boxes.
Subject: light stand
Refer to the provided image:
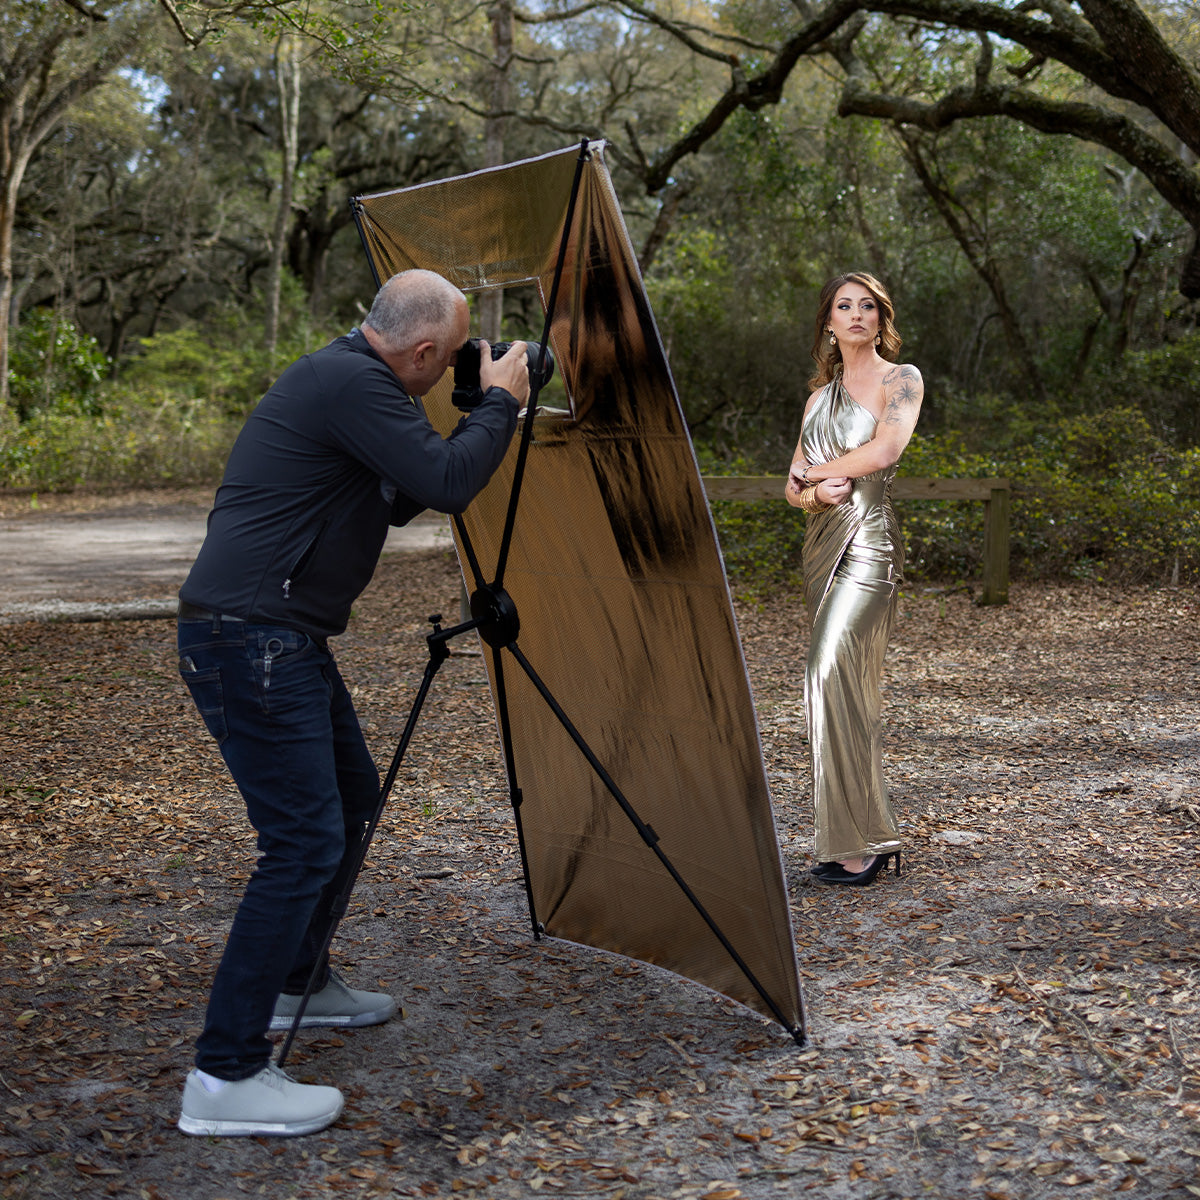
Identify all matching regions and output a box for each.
[278,141,805,1067]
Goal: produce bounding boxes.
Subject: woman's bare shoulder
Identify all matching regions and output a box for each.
[881,362,924,399]
[882,361,923,385]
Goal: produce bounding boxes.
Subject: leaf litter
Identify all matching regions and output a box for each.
[1,532,1198,1199]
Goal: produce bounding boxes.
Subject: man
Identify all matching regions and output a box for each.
[175,269,529,1137]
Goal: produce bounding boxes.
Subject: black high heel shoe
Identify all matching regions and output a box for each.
[813,851,901,887]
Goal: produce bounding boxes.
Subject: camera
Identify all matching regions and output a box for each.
[452,338,556,410]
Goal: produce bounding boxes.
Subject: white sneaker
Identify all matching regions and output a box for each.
[270,969,397,1031]
[178,1065,343,1137]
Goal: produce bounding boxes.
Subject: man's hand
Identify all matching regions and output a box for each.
[479,340,530,405]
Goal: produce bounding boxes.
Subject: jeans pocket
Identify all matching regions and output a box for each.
[179,659,229,744]
[255,629,313,692]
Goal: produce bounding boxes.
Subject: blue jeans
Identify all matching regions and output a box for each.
[177,616,380,1080]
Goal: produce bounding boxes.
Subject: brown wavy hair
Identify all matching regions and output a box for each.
[808,271,902,390]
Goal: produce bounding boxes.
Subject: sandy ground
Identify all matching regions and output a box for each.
[1,488,1199,1200]
[0,488,455,622]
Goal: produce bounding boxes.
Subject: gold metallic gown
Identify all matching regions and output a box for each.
[801,377,903,863]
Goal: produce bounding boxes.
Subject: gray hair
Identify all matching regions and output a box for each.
[363,269,464,352]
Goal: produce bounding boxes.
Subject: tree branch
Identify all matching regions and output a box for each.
[638,0,865,193]
[154,0,209,47]
[865,0,1200,154]
[838,76,1200,232]
[1075,0,1200,153]
[896,127,1046,397]
[58,0,109,21]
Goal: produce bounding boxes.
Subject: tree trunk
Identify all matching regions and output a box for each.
[478,0,513,342]
[639,181,690,274]
[0,10,147,409]
[0,177,21,408]
[898,131,1046,400]
[265,34,302,357]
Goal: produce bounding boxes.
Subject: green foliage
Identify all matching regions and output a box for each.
[711,496,808,599]
[899,410,1198,585]
[920,388,1052,451]
[120,279,334,416]
[695,448,807,597]
[1007,408,1197,584]
[121,328,277,418]
[648,222,812,462]
[1097,329,1200,446]
[7,311,111,421]
[701,407,1200,594]
[893,432,994,581]
[0,393,239,491]
[0,280,343,491]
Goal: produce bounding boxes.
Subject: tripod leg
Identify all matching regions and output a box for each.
[276,619,456,1069]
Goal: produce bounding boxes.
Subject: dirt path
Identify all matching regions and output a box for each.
[1,491,1198,1200]
[0,487,454,621]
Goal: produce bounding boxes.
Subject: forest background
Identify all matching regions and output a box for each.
[3,0,1199,591]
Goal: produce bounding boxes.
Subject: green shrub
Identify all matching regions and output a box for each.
[7,311,110,420]
[118,279,338,418]
[893,432,996,582]
[700,407,1200,591]
[0,393,240,491]
[1,284,343,491]
[710,497,807,596]
[1009,409,1197,583]
[118,328,272,417]
[695,448,806,596]
[1098,330,1200,447]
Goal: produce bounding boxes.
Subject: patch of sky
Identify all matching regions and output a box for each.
[120,67,169,113]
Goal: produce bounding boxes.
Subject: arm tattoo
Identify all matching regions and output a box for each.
[882,364,922,425]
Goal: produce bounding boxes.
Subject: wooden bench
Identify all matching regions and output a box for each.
[700,476,1011,606]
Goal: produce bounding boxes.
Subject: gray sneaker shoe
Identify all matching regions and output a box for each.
[177,1065,343,1137]
[270,969,397,1031]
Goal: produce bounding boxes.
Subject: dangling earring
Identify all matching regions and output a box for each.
[875,334,881,346]
[829,330,836,347]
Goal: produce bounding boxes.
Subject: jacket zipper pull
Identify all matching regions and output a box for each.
[282,578,291,599]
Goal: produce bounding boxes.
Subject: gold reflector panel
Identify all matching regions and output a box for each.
[354,144,804,1037]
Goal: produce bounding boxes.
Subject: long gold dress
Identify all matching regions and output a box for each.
[801,376,903,863]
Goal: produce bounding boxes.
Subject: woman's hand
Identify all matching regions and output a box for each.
[816,477,852,505]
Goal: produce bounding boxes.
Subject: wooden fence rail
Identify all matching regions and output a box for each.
[700,476,1011,606]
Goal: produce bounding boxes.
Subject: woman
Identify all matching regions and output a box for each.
[786,272,923,887]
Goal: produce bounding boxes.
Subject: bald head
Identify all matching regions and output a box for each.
[360,269,470,395]
[363,270,466,355]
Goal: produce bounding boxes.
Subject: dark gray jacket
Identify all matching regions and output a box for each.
[179,328,518,640]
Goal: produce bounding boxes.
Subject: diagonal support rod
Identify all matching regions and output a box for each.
[501,634,807,1046]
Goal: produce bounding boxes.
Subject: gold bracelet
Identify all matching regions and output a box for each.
[799,485,830,513]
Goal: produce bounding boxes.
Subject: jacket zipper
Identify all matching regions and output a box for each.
[282,518,331,600]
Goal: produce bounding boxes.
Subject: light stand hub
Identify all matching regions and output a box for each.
[470,584,520,648]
